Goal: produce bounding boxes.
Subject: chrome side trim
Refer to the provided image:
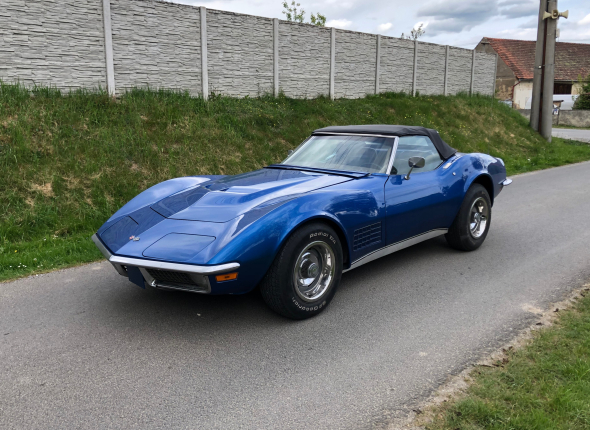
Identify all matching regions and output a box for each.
[91,234,240,276]
[502,178,513,186]
[92,234,127,277]
[343,229,448,273]
[110,256,240,275]
[385,136,400,175]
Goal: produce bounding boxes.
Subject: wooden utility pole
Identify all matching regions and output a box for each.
[530,0,568,141]
[530,0,547,132]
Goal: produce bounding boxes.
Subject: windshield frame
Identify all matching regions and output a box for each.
[282,133,400,175]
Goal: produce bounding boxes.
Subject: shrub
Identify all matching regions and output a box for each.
[573,74,590,110]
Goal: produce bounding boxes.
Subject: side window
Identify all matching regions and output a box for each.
[391,136,443,175]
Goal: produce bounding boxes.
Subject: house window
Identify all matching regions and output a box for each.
[554,83,572,94]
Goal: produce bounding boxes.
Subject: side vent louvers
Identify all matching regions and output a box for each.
[353,222,382,251]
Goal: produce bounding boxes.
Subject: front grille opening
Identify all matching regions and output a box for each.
[146,269,193,285]
[145,269,210,294]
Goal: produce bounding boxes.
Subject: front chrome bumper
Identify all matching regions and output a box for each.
[91,234,240,293]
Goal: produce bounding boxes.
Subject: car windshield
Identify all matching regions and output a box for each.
[281,135,395,174]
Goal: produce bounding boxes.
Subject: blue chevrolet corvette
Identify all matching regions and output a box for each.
[93,125,511,319]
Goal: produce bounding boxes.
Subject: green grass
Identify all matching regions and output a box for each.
[554,124,590,130]
[2,82,590,281]
[427,290,590,430]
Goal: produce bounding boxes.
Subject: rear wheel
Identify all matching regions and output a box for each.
[260,223,343,319]
[446,184,492,251]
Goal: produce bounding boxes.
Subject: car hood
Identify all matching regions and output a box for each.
[150,168,351,222]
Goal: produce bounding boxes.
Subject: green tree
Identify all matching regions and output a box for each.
[573,74,590,110]
[401,23,426,40]
[282,1,326,26]
[310,13,326,26]
[282,1,305,23]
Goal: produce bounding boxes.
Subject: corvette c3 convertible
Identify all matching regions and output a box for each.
[93,125,511,319]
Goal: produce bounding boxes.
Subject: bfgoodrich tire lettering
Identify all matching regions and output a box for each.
[260,223,343,319]
[446,183,492,251]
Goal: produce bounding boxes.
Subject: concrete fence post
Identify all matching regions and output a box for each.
[101,0,115,96]
[443,45,449,96]
[470,49,476,96]
[492,53,498,97]
[330,27,335,100]
[412,40,418,96]
[200,6,208,101]
[375,34,381,95]
[273,18,279,97]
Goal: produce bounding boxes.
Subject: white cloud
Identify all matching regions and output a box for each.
[580,13,590,25]
[326,19,353,29]
[418,0,499,35]
[377,22,392,32]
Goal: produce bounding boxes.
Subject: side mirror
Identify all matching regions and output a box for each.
[405,156,425,180]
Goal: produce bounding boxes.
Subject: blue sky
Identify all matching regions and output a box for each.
[170,0,590,48]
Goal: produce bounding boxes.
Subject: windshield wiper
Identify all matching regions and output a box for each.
[265,164,369,178]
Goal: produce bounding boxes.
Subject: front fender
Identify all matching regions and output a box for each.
[457,154,506,203]
[208,178,387,292]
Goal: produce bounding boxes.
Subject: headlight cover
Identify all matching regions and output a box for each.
[142,233,215,262]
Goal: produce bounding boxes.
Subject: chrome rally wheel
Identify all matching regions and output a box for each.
[469,197,489,239]
[293,241,335,302]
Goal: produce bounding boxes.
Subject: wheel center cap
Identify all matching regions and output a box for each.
[474,213,481,222]
[307,263,319,278]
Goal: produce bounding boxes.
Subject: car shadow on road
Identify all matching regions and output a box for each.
[94,236,455,334]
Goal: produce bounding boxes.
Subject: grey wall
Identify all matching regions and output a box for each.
[0,0,496,99]
[0,0,106,90]
[334,30,376,99]
[447,47,473,95]
[111,0,201,95]
[278,22,331,98]
[207,10,273,97]
[473,52,497,95]
[379,38,415,94]
[416,42,446,96]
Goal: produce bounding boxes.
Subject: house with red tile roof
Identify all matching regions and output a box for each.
[476,37,590,109]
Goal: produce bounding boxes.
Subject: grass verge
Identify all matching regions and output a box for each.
[2,82,590,281]
[426,287,590,430]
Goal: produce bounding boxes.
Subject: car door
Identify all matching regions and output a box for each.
[384,135,460,245]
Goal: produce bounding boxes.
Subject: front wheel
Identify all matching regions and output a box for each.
[260,223,343,320]
[446,184,492,251]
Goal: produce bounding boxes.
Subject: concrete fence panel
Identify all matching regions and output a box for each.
[0,0,106,90]
[473,52,497,96]
[207,9,274,97]
[416,42,446,95]
[334,30,377,99]
[379,37,415,94]
[110,0,201,96]
[278,22,331,98]
[447,47,473,95]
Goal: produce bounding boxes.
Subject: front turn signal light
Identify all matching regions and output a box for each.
[216,272,238,282]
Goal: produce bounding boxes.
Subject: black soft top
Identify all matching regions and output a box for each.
[312,125,457,160]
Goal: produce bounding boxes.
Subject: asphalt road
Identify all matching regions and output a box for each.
[2,162,590,430]
[552,127,590,143]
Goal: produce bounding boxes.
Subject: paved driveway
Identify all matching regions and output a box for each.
[2,162,590,429]
[552,128,590,142]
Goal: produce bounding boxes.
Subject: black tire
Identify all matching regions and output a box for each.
[446,184,492,251]
[260,222,343,320]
